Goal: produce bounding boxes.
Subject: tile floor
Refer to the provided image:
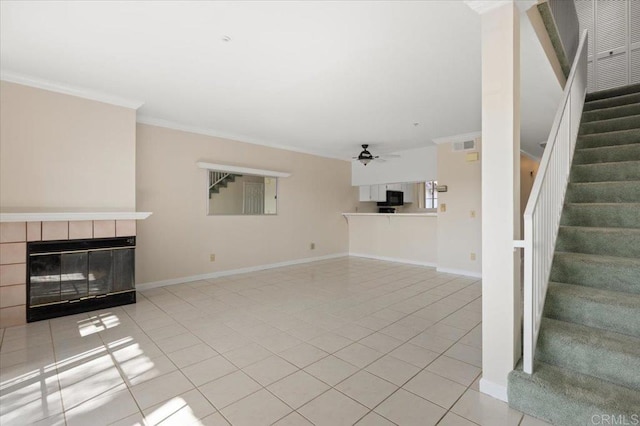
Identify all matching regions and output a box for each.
[0,257,550,425]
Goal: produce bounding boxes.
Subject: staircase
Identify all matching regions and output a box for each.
[509,83,640,425]
[209,171,240,198]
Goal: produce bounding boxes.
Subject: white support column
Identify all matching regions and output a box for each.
[466,0,522,402]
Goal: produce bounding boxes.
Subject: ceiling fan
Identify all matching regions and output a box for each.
[353,144,399,166]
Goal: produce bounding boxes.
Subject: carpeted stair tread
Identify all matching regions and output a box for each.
[585,83,640,102]
[550,252,640,294]
[544,283,640,338]
[583,92,640,112]
[508,361,640,426]
[578,114,640,136]
[536,317,640,389]
[560,203,640,228]
[565,181,640,203]
[510,83,640,422]
[582,103,640,123]
[556,226,640,258]
[573,143,640,164]
[570,160,640,182]
[576,128,640,149]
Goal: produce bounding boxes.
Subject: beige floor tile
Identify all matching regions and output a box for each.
[308,332,352,353]
[365,354,421,386]
[3,259,497,426]
[451,389,523,426]
[143,388,216,425]
[423,323,469,341]
[181,355,237,387]
[129,370,194,409]
[355,411,396,425]
[444,342,482,368]
[273,411,314,425]
[335,370,398,409]
[278,342,329,368]
[252,331,302,353]
[358,333,404,354]
[298,389,368,426]
[154,333,202,354]
[198,370,261,409]
[0,374,64,425]
[409,332,457,354]
[334,343,384,368]
[426,355,481,386]
[304,355,359,386]
[437,411,478,425]
[404,370,467,409]
[64,386,139,426]
[118,353,178,386]
[389,342,439,368]
[242,355,298,386]
[221,389,292,426]
[374,388,446,426]
[267,370,330,409]
[222,342,273,368]
[334,323,375,341]
[199,412,231,425]
[166,343,218,368]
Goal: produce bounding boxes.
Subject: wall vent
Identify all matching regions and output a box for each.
[453,139,476,152]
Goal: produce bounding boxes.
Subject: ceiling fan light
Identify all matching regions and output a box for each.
[359,158,372,166]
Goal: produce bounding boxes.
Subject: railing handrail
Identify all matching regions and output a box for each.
[520,29,588,375]
[524,30,588,220]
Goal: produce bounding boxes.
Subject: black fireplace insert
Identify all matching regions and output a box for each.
[27,236,136,322]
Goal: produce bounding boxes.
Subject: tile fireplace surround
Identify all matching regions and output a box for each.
[0,214,150,328]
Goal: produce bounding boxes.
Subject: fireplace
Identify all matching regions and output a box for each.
[27,236,136,322]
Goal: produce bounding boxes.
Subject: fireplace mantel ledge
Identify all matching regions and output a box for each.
[0,212,152,222]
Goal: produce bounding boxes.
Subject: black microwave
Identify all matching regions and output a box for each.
[377,190,404,206]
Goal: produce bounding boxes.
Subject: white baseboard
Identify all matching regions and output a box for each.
[436,267,482,278]
[349,253,437,268]
[479,378,508,402]
[137,252,349,291]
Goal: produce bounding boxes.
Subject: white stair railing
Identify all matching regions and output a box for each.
[520,30,588,374]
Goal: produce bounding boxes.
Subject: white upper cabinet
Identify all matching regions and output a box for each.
[402,183,415,203]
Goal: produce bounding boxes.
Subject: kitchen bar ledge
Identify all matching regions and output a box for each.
[342,212,437,217]
[0,211,152,222]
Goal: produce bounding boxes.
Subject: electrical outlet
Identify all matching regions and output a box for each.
[470,252,476,261]
[440,203,447,212]
[470,210,476,218]
[210,254,216,262]
[310,242,315,250]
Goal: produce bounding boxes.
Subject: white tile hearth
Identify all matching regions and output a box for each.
[0,257,545,425]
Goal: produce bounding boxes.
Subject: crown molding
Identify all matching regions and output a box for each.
[520,148,541,161]
[0,70,144,109]
[432,131,482,145]
[464,0,512,14]
[136,115,347,162]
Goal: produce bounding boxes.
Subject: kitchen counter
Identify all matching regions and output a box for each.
[342,213,437,217]
[343,212,437,266]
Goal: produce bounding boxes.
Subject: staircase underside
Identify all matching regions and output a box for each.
[508,83,640,425]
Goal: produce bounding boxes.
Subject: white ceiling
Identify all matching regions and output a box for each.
[0,1,560,159]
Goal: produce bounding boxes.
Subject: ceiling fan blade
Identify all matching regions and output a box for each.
[374,158,387,162]
[381,154,401,158]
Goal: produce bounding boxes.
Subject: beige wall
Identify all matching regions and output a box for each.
[520,153,540,229]
[436,142,482,276]
[136,124,358,284]
[0,82,136,210]
[348,215,437,265]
